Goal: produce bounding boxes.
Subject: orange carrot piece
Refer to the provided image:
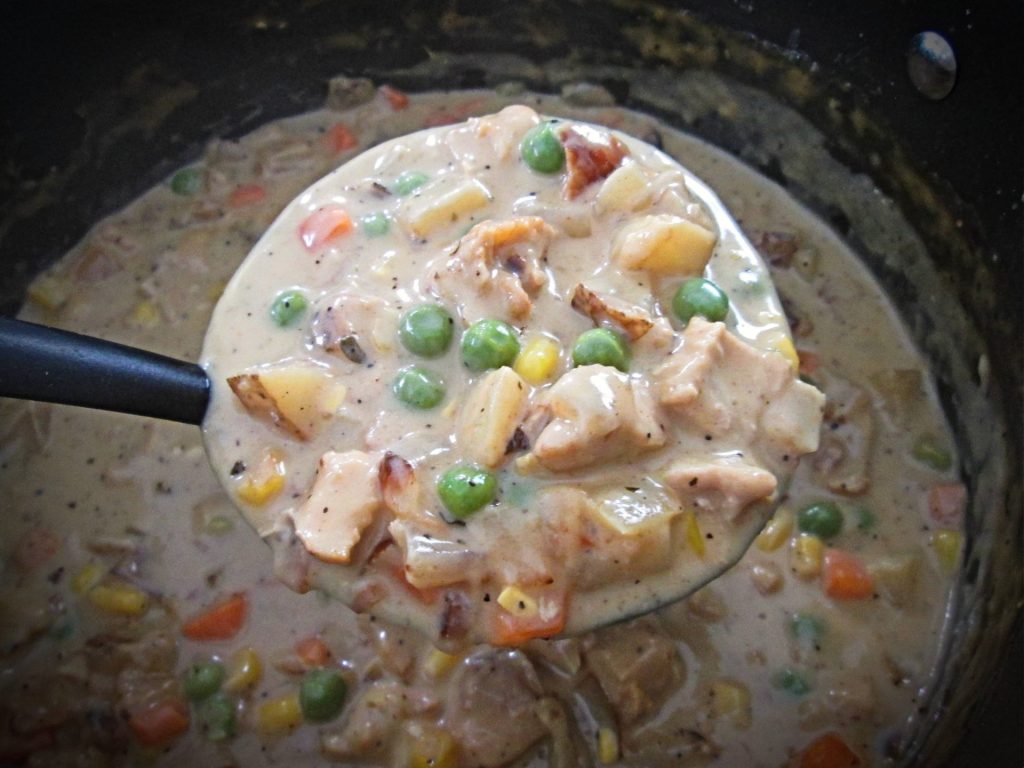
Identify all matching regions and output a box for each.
[928,483,966,527]
[798,349,820,376]
[800,732,861,768]
[228,184,267,207]
[298,205,353,251]
[295,636,331,667]
[490,592,567,646]
[379,84,409,110]
[182,592,247,641]
[128,698,190,746]
[324,123,358,153]
[822,549,874,600]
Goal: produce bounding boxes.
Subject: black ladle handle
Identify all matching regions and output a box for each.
[0,317,210,425]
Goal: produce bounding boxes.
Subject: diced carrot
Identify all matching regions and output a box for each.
[822,549,874,600]
[299,205,353,251]
[800,732,861,768]
[127,698,190,747]
[182,592,247,641]
[228,184,267,207]
[324,122,359,153]
[13,526,61,570]
[295,636,331,667]
[928,483,966,527]
[379,84,409,110]
[490,591,567,646]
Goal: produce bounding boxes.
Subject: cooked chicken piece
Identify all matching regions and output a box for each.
[446,649,547,767]
[378,452,447,533]
[321,681,440,760]
[662,455,777,522]
[562,125,628,199]
[584,616,685,725]
[570,283,655,341]
[655,317,824,457]
[528,365,666,472]
[812,374,873,495]
[388,522,479,590]
[290,450,384,564]
[429,216,555,324]
[457,367,530,468]
[447,104,541,171]
[309,293,390,364]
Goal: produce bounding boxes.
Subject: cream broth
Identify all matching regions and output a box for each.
[200,105,823,645]
[0,87,964,767]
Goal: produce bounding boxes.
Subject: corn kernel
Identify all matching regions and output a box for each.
[27,274,71,311]
[257,692,302,735]
[710,679,751,728]
[756,507,795,552]
[72,563,106,594]
[514,336,561,385]
[597,727,620,764]
[408,727,458,768]
[497,585,538,617]
[88,581,149,616]
[791,533,824,579]
[128,299,161,328]
[236,456,285,507]
[773,336,800,372]
[932,529,962,573]
[423,647,459,678]
[683,510,706,557]
[224,647,263,692]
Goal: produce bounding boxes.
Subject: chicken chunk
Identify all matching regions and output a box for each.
[662,455,777,522]
[562,125,628,199]
[309,292,391,364]
[290,450,384,563]
[570,283,655,341]
[528,365,666,472]
[429,217,556,323]
[446,649,547,767]
[655,318,824,457]
[447,104,541,171]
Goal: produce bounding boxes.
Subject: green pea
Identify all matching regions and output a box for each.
[300,669,347,723]
[460,318,520,372]
[855,506,876,532]
[360,211,390,237]
[797,501,844,540]
[399,304,454,358]
[571,328,630,372]
[197,692,236,741]
[912,436,952,471]
[789,613,826,648]
[437,464,497,520]
[170,167,203,196]
[392,170,429,196]
[773,668,811,696]
[672,277,730,324]
[269,289,308,327]
[183,660,225,701]
[520,122,565,174]
[392,367,445,409]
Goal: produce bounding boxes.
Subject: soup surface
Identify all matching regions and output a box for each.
[0,85,965,767]
[201,105,823,645]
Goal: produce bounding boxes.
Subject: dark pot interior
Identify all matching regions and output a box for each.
[1,1,1020,764]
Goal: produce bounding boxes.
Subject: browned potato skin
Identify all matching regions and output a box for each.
[227,373,308,440]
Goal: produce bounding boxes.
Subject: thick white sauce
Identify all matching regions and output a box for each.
[0,87,963,767]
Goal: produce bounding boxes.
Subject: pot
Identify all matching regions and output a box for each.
[0,1,1020,764]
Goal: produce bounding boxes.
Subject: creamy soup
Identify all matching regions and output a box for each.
[201,105,823,646]
[0,85,964,768]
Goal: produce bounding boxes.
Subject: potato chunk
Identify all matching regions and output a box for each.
[457,367,530,468]
[595,162,652,213]
[228,365,346,440]
[291,450,382,564]
[612,214,716,276]
[403,178,492,237]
